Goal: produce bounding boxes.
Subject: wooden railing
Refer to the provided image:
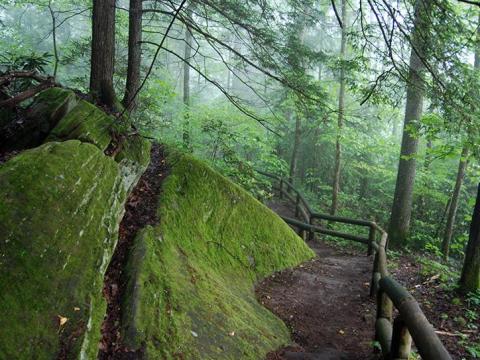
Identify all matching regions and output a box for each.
[257,170,452,360]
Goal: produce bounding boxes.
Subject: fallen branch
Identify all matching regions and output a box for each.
[0,71,50,87]
[0,80,55,108]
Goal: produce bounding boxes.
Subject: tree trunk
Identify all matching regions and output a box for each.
[90,0,117,108]
[458,12,480,292]
[460,183,480,292]
[331,0,347,216]
[183,26,192,106]
[48,0,58,78]
[289,112,301,184]
[388,0,431,246]
[122,0,142,110]
[182,8,193,150]
[442,147,469,259]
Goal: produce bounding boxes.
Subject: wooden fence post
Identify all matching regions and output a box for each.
[295,193,300,218]
[375,288,393,355]
[391,316,412,359]
[368,225,375,256]
[308,216,314,241]
[370,252,380,297]
[376,288,392,322]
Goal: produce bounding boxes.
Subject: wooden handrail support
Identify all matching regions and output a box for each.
[256,170,452,360]
[281,216,370,244]
[377,277,452,360]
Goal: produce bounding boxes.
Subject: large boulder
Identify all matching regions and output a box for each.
[0,88,151,359]
[0,141,125,359]
[120,152,315,359]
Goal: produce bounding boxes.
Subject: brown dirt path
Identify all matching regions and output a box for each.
[256,237,378,360]
[98,144,168,359]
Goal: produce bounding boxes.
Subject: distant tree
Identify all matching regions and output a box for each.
[330,0,347,216]
[90,0,117,108]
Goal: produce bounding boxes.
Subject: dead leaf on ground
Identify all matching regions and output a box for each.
[58,315,68,327]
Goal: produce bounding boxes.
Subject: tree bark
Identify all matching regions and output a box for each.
[459,12,480,292]
[388,0,431,246]
[90,0,117,108]
[183,26,192,106]
[442,147,469,259]
[122,0,143,110]
[48,0,58,78]
[331,0,347,216]
[460,183,480,292]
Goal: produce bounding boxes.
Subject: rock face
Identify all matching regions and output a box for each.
[0,88,150,359]
[120,152,315,359]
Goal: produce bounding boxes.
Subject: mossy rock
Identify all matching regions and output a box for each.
[40,88,151,192]
[47,99,117,151]
[121,152,315,359]
[115,134,152,193]
[0,87,78,152]
[0,140,128,359]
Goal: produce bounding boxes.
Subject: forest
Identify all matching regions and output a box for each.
[0,0,480,359]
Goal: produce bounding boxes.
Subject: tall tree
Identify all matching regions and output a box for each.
[123,0,143,110]
[330,0,347,216]
[182,5,193,149]
[460,182,480,292]
[388,0,432,246]
[90,0,116,108]
[459,11,480,293]
[443,11,480,259]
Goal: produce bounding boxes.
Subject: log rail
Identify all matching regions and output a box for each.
[257,170,452,360]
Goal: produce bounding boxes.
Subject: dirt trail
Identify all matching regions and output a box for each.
[258,200,378,360]
[98,144,168,359]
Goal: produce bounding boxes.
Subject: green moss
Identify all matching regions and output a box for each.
[43,93,150,193]
[31,87,79,124]
[47,99,118,151]
[122,151,314,359]
[0,140,127,359]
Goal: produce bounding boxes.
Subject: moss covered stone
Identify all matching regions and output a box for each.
[115,134,152,193]
[47,99,117,151]
[0,140,128,359]
[121,152,315,359]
